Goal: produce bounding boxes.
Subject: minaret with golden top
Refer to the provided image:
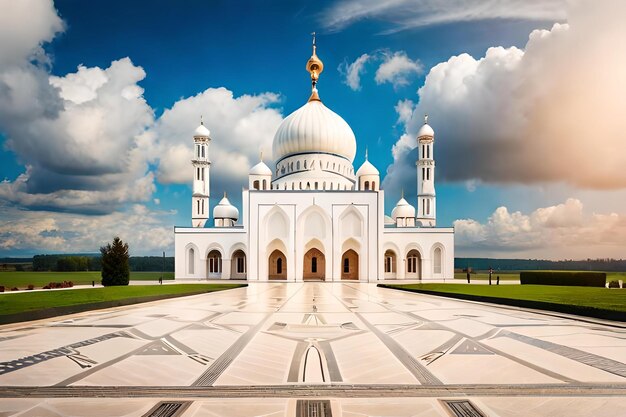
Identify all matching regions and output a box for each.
[306,32,324,102]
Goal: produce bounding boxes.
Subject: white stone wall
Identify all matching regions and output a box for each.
[176,188,454,282]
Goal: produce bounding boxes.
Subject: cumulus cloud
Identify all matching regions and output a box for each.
[339,51,421,91]
[1,58,155,213]
[320,0,566,33]
[375,51,423,88]
[152,88,283,204]
[455,198,626,259]
[0,205,175,255]
[0,0,64,68]
[384,0,626,195]
[338,53,371,90]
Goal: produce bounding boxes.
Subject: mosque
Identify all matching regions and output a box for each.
[174,41,454,282]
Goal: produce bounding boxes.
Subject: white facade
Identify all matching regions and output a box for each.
[175,43,454,282]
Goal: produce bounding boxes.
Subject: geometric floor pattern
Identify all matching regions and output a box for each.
[0,283,624,416]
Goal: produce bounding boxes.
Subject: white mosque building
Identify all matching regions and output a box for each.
[174,41,454,282]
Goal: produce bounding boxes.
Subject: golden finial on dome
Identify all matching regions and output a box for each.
[306,32,324,102]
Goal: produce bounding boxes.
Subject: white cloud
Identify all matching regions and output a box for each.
[338,53,371,90]
[1,58,155,213]
[152,87,284,203]
[394,99,414,125]
[0,0,64,68]
[375,51,423,88]
[0,205,175,255]
[383,1,626,195]
[320,0,566,33]
[454,198,626,259]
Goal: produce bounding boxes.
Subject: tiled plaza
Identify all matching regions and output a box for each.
[0,283,624,416]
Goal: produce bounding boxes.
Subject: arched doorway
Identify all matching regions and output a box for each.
[268,249,287,280]
[341,249,359,280]
[406,249,422,280]
[384,250,397,279]
[207,250,222,279]
[230,250,246,279]
[303,248,325,281]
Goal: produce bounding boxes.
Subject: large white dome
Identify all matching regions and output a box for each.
[273,100,357,162]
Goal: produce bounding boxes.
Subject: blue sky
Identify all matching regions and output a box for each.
[1,0,625,259]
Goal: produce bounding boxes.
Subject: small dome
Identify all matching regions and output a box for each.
[356,159,379,177]
[391,197,416,220]
[213,196,239,220]
[249,160,272,176]
[273,100,357,163]
[417,122,434,139]
[194,123,211,138]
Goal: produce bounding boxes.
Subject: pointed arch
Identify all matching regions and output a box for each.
[298,205,331,240]
[264,205,290,240]
[339,206,364,238]
[431,243,444,275]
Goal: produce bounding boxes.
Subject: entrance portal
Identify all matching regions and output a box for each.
[268,249,287,280]
[341,249,359,280]
[303,248,325,281]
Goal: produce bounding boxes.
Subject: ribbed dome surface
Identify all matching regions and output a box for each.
[273,100,356,162]
[391,197,416,220]
[213,196,239,220]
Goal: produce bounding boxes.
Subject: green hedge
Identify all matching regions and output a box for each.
[520,271,606,287]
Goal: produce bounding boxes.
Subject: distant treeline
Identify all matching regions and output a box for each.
[32,255,175,272]
[456,258,626,272]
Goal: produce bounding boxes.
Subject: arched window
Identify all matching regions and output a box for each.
[201,146,205,158]
[253,180,260,190]
[197,200,200,213]
[422,167,425,179]
[201,199,204,214]
[262,179,267,190]
[427,199,430,215]
[407,250,420,274]
[208,250,222,274]
[427,145,430,159]
[384,250,396,273]
[304,160,307,169]
[315,182,318,190]
[323,181,326,190]
[297,161,300,170]
[426,168,430,180]
[277,257,282,274]
[372,181,376,190]
[197,167,200,180]
[434,247,442,274]
[364,181,370,190]
[343,257,349,273]
[312,257,317,273]
[188,248,195,274]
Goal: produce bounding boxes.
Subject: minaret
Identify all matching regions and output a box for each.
[191,117,211,227]
[416,115,436,227]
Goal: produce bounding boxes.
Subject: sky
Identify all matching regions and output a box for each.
[0,0,625,260]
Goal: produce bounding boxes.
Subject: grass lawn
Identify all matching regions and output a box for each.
[0,271,174,289]
[382,283,626,316]
[0,284,243,317]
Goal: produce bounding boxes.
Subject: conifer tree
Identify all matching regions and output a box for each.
[100,237,130,286]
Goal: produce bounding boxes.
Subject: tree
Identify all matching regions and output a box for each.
[100,237,130,286]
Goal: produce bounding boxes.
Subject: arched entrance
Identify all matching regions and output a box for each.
[384,249,397,279]
[207,250,222,279]
[303,248,325,281]
[341,249,359,280]
[230,249,246,279]
[268,249,287,280]
[406,249,422,280]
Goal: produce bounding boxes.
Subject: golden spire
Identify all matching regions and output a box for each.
[306,32,324,102]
